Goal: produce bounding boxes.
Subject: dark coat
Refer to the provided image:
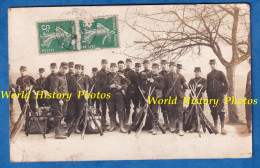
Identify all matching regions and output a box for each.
[165,72,188,98]
[67,74,89,97]
[50,72,68,94]
[206,69,229,94]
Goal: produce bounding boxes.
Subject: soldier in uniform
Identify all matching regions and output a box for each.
[67,64,89,134]
[206,59,229,135]
[96,59,109,128]
[45,63,57,92]
[146,63,165,135]
[35,68,48,107]
[177,64,183,74]
[90,67,100,112]
[16,66,37,113]
[140,60,152,107]
[132,63,142,121]
[66,62,74,78]
[123,59,135,125]
[159,60,169,129]
[165,62,188,136]
[50,62,69,139]
[104,63,128,133]
[187,67,207,132]
[245,58,252,133]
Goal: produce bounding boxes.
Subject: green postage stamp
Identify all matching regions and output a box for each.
[37,16,119,54]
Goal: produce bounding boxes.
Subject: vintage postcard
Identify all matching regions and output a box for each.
[8,4,252,162]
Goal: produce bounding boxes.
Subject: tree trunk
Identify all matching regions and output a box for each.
[226,65,240,123]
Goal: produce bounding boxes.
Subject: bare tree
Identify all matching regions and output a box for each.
[123,4,250,123]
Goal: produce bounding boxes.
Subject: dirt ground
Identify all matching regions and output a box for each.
[10,124,252,162]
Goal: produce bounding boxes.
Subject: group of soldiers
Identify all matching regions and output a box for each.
[9,57,252,139]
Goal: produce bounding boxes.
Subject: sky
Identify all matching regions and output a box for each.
[8,5,250,81]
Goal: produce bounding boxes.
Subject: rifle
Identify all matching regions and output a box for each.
[137,86,166,135]
[128,107,144,134]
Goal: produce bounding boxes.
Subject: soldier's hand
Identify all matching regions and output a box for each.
[141,90,145,94]
[116,85,122,90]
[59,100,64,106]
[110,84,117,89]
[148,78,154,83]
[26,86,30,91]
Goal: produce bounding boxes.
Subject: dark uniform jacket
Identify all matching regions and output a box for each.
[50,72,68,96]
[159,70,168,96]
[96,68,109,93]
[147,73,165,98]
[103,72,128,96]
[65,70,74,79]
[245,70,251,98]
[140,69,152,93]
[35,77,47,91]
[206,69,229,94]
[188,77,207,97]
[124,68,135,92]
[45,73,57,92]
[133,71,141,92]
[67,74,88,97]
[16,75,37,92]
[165,72,188,98]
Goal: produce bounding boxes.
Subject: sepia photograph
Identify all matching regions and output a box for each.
[8,4,252,162]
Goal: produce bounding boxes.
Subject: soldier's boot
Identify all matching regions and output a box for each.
[109,117,116,132]
[178,122,184,136]
[152,121,157,135]
[214,119,218,131]
[189,121,196,133]
[247,121,252,133]
[75,127,81,134]
[119,119,127,133]
[162,112,169,130]
[220,120,227,135]
[54,120,67,139]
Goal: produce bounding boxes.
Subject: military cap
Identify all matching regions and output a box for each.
[177,64,183,69]
[143,60,150,64]
[169,62,176,66]
[209,59,216,65]
[81,65,85,70]
[110,63,117,67]
[135,63,141,67]
[92,67,98,72]
[50,63,57,67]
[19,66,27,71]
[161,60,167,64]
[68,62,74,67]
[60,62,68,68]
[194,67,201,72]
[39,68,45,73]
[74,64,81,69]
[126,58,132,63]
[101,59,108,64]
[152,63,160,68]
[118,60,124,64]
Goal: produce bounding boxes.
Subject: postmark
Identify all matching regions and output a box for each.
[37,15,119,54]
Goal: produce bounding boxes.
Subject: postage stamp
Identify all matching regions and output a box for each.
[37,15,119,54]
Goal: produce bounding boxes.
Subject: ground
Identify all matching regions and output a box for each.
[10,124,252,162]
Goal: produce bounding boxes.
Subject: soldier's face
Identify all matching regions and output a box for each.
[161,64,167,70]
[169,65,176,73]
[143,63,149,69]
[125,61,132,68]
[59,67,67,74]
[135,67,141,72]
[152,67,159,74]
[92,71,97,76]
[74,68,81,74]
[69,67,74,71]
[50,67,57,73]
[39,72,44,77]
[110,66,117,73]
[177,68,181,73]
[20,70,27,76]
[195,71,201,78]
[101,63,108,69]
[210,63,216,70]
[118,63,124,70]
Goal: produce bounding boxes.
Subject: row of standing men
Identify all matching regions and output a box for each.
[10,58,233,139]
